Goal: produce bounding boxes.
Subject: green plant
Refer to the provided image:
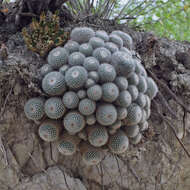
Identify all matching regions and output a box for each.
[22,12,69,57]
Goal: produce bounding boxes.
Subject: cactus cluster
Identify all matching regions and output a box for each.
[24,27,158,166]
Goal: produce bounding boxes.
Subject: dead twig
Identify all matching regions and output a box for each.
[148,70,190,113]
[118,156,141,184]
[99,162,105,190]
[0,136,8,166]
[157,91,177,119]
[115,155,123,188]
[0,84,13,120]
[62,169,72,190]
[153,100,190,158]
[182,108,187,139]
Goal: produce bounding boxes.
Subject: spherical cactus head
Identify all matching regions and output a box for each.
[120,47,132,57]
[108,130,129,154]
[89,36,105,49]
[59,65,70,75]
[85,78,95,89]
[115,90,132,108]
[24,97,45,121]
[130,133,142,145]
[114,76,128,91]
[139,109,147,124]
[62,91,79,109]
[144,95,151,109]
[146,77,158,99]
[57,133,80,156]
[135,60,147,77]
[63,111,85,134]
[102,82,119,103]
[42,71,66,96]
[105,42,119,53]
[124,125,139,138]
[98,63,116,83]
[64,40,79,53]
[68,52,85,66]
[87,125,108,147]
[65,66,88,89]
[80,142,103,166]
[96,104,117,126]
[111,51,135,77]
[44,97,66,119]
[77,89,87,99]
[70,27,95,44]
[88,71,99,83]
[86,114,96,125]
[111,30,133,49]
[117,107,128,120]
[139,121,148,131]
[109,34,123,48]
[83,57,100,72]
[137,75,148,93]
[38,120,60,142]
[127,72,139,86]
[79,98,96,116]
[110,120,122,130]
[95,30,109,42]
[40,64,53,77]
[135,93,146,108]
[47,47,68,69]
[93,47,111,63]
[128,85,139,101]
[87,85,102,101]
[125,103,142,126]
[79,43,93,56]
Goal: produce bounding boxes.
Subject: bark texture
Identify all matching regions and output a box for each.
[1,2,190,190]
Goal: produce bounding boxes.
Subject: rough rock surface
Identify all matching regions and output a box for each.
[0,27,190,190]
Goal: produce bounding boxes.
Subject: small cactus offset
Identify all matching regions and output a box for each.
[57,133,81,156]
[87,125,108,147]
[38,120,60,142]
[24,26,159,165]
[108,130,129,154]
[80,142,103,166]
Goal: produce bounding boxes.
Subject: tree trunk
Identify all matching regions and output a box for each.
[0,2,190,190]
